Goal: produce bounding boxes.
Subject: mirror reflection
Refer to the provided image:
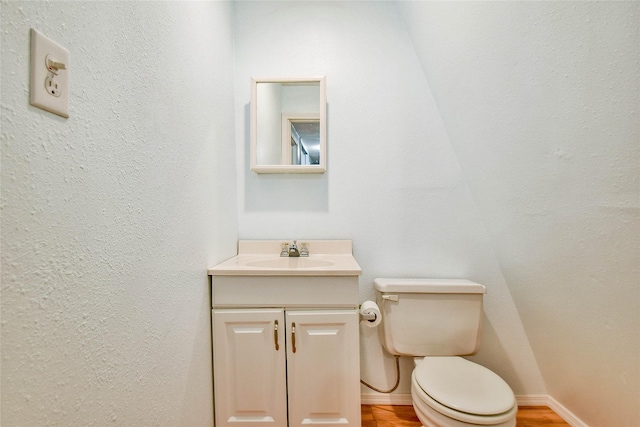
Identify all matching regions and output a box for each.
[287,117,320,166]
[251,77,326,173]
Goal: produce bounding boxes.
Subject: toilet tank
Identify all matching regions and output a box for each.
[374,278,486,356]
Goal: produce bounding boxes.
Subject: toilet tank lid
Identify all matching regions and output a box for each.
[374,278,486,294]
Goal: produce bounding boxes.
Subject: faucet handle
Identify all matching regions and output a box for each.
[299,242,309,257]
[280,242,289,257]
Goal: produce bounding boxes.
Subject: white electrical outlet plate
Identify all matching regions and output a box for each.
[30,29,70,118]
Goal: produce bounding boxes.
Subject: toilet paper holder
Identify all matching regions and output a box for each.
[359,300,381,326]
[360,312,377,322]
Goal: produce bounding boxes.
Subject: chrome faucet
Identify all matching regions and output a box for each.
[288,241,300,257]
[280,241,309,257]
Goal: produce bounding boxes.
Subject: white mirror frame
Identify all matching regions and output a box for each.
[250,76,327,174]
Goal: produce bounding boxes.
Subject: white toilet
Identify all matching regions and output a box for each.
[374,278,517,427]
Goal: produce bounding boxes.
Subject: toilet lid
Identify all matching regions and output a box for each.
[414,356,515,416]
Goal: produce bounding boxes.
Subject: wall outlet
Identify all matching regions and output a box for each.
[45,75,61,97]
[30,29,69,118]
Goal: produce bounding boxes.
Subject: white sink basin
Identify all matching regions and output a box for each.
[245,258,335,269]
[208,240,361,277]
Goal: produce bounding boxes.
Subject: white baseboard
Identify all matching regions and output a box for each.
[516,394,588,427]
[545,395,589,427]
[361,393,412,405]
[515,394,551,406]
[362,393,588,427]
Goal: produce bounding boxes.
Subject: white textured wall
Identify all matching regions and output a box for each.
[234,1,546,397]
[396,2,640,426]
[4,2,636,426]
[1,1,237,425]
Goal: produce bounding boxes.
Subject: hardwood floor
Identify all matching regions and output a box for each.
[362,405,421,426]
[361,405,570,427]
[515,406,572,427]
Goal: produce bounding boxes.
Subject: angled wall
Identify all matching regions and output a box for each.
[396,2,640,426]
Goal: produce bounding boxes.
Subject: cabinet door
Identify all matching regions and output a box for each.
[213,309,287,427]
[285,310,361,426]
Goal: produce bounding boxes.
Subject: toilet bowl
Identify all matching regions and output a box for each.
[411,357,517,427]
[373,278,518,427]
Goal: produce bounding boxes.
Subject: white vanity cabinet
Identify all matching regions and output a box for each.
[213,309,287,426]
[285,310,359,426]
[209,240,362,427]
[213,308,359,427]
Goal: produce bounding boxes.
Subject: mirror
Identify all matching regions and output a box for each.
[251,77,326,173]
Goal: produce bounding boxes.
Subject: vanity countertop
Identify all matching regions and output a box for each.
[208,240,362,277]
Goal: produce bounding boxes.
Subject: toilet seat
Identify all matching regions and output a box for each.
[412,356,517,425]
